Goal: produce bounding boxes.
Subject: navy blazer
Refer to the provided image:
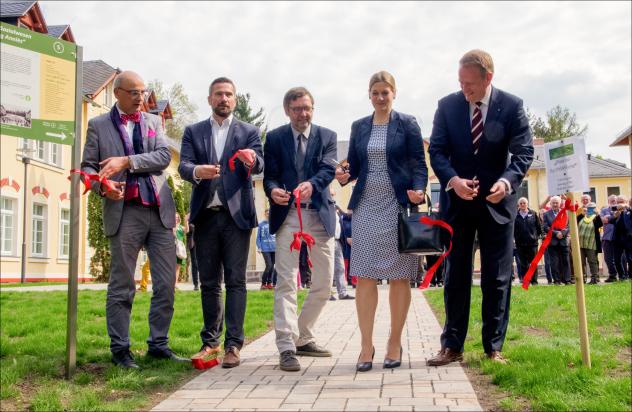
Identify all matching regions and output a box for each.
[179,117,263,230]
[263,123,337,236]
[428,87,533,224]
[346,110,428,210]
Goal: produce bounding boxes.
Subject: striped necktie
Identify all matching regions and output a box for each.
[471,101,483,155]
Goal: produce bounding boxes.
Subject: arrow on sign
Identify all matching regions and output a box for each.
[46,131,67,140]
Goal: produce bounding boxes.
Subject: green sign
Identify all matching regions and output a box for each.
[549,143,575,160]
[1,22,77,145]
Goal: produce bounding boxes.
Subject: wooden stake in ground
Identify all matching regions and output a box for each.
[566,191,591,368]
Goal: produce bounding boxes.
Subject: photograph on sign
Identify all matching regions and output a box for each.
[544,136,590,195]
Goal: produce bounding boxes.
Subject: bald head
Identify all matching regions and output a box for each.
[113,71,146,114]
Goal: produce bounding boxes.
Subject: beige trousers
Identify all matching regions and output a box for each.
[274,209,334,353]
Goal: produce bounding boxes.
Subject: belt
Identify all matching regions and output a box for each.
[207,205,227,212]
[292,203,316,210]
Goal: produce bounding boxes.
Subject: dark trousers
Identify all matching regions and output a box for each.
[190,246,199,287]
[442,202,513,354]
[194,208,251,350]
[548,244,571,283]
[612,242,629,280]
[426,254,445,285]
[261,251,277,285]
[107,204,175,354]
[602,240,618,278]
[516,245,538,284]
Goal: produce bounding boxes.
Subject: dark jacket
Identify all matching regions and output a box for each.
[346,110,428,210]
[339,211,352,260]
[615,208,632,248]
[542,209,569,247]
[514,208,542,247]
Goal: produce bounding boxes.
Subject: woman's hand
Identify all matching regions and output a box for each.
[407,190,425,205]
[335,166,350,185]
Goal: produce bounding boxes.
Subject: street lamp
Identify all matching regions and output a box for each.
[17,142,34,284]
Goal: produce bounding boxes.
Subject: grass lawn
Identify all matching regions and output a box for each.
[0,289,305,411]
[424,282,631,411]
[0,282,70,288]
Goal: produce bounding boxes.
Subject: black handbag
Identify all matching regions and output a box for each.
[397,196,447,255]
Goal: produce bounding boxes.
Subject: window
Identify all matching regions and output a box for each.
[59,208,70,258]
[31,203,47,257]
[607,186,620,197]
[35,140,46,161]
[430,183,441,207]
[1,197,17,256]
[50,143,61,167]
[104,83,113,107]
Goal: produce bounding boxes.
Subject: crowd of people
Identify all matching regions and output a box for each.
[80,48,629,374]
[513,193,631,285]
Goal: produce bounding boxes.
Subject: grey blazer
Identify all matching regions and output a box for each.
[81,111,176,236]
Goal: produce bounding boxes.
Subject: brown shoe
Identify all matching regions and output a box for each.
[486,351,508,364]
[222,346,240,368]
[191,345,221,360]
[427,347,463,366]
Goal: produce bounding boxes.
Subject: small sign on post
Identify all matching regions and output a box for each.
[544,136,592,368]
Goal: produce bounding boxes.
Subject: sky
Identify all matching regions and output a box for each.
[40,1,632,166]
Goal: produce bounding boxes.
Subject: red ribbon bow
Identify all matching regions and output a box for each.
[522,198,578,290]
[68,169,117,195]
[289,190,315,268]
[417,216,454,289]
[228,150,255,178]
[120,112,141,125]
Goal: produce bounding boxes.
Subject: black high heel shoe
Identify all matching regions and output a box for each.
[356,347,375,372]
[383,347,403,369]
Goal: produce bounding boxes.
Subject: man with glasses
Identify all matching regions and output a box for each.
[81,71,186,368]
[263,87,338,371]
[179,77,263,368]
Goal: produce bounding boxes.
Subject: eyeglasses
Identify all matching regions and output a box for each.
[118,88,149,98]
[289,106,313,114]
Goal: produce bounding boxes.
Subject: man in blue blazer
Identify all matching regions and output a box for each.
[179,77,263,368]
[428,50,534,365]
[263,87,337,372]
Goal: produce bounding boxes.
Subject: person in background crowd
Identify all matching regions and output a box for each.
[601,195,620,282]
[339,209,354,286]
[611,195,632,281]
[264,86,338,372]
[174,213,188,290]
[336,70,428,372]
[332,204,355,300]
[256,209,277,290]
[543,196,572,285]
[179,76,264,369]
[186,213,199,291]
[138,253,150,292]
[427,50,533,366]
[81,70,186,368]
[580,193,591,209]
[514,197,542,285]
[577,202,603,284]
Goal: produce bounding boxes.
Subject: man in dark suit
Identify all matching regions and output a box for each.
[542,196,571,285]
[264,87,337,372]
[179,77,263,368]
[428,50,534,365]
[82,71,186,368]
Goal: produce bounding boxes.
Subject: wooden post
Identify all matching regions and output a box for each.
[566,191,592,368]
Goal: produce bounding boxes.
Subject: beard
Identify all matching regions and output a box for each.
[213,105,232,118]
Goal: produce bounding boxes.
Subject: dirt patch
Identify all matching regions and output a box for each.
[609,346,632,379]
[523,326,551,338]
[463,363,532,412]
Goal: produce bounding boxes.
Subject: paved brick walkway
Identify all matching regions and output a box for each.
[153,286,482,411]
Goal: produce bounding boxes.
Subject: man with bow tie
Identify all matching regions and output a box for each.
[81,71,187,369]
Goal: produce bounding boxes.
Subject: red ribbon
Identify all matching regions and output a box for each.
[522,198,578,290]
[418,216,454,289]
[289,190,315,268]
[68,169,116,195]
[228,150,255,178]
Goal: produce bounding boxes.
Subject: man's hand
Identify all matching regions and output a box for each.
[99,156,130,179]
[407,190,425,205]
[486,181,507,204]
[271,188,291,205]
[236,149,256,167]
[296,181,313,201]
[335,167,350,185]
[104,181,125,201]
[196,165,221,180]
[452,177,478,200]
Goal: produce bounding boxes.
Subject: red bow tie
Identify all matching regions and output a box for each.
[120,112,141,125]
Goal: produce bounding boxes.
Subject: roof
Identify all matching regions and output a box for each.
[155,100,170,113]
[46,24,68,38]
[0,1,35,18]
[532,145,630,177]
[610,126,631,147]
[82,60,119,97]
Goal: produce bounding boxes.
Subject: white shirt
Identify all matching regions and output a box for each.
[116,103,136,142]
[193,114,234,207]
